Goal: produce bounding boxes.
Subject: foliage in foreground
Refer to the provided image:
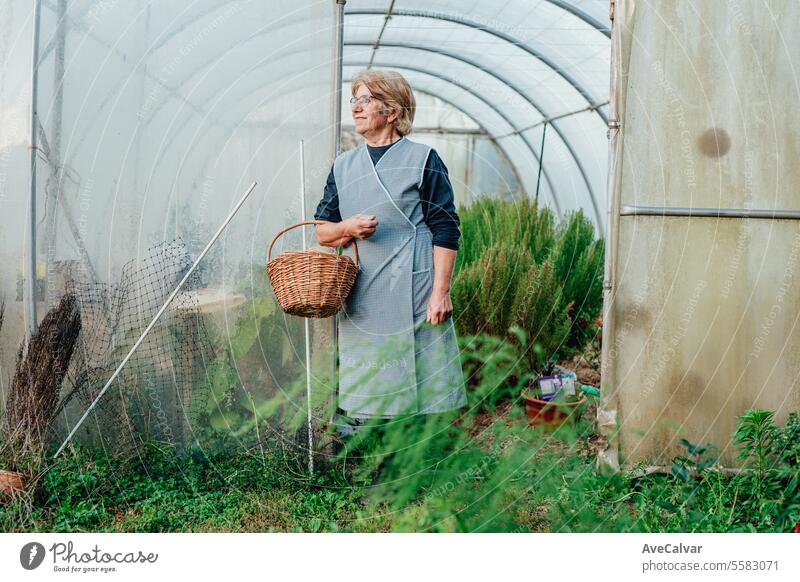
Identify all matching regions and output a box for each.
[548,410,800,533]
[4,328,798,533]
[0,445,381,532]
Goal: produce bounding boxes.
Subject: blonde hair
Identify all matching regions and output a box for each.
[351,69,416,136]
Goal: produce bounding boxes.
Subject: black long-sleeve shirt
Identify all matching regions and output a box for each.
[313,143,461,251]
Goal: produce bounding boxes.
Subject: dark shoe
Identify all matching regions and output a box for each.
[332,412,365,438]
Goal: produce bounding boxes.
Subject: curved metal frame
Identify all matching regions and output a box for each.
[406,93,526,198]
[343,77,538,208]
[543,0,611,37]
[345,42,602,224]
[91,2,608,127]
[36,0,603,222]
[345,8,608,124]
[345,63,562,214]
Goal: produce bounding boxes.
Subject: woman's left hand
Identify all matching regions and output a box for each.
[427,288,453,325]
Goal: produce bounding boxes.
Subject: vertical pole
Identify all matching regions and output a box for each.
[466,134,475,204]
[27,0,43,336]
[333,1,346,157]
[134,5,152,225]
[45,0,67,308]
[598,0,623,473]
[534,121,548,205]
[300,140,314,475]
[330,0,346,425]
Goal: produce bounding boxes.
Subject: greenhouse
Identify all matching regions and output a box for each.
[1,0,799,536]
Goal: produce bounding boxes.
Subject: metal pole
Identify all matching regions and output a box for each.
[54,181,258,458]
[333,0,346,156]
[598,0,624,474]
[45,0,67,307]
[27,0,43,335]
[300,140,314,474]
[534,122,548,204]
[495,101,610,139]
[330,0,346,425]
[619,205,800,220]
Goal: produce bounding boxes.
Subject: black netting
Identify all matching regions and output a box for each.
[50,239,213,461]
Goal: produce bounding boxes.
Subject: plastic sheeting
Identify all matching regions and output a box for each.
[601,0,800,469]
[342,0,611,228]
[0,0,337,453]
[0,0,612,456]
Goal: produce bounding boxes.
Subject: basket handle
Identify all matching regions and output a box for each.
[267,220,359,268]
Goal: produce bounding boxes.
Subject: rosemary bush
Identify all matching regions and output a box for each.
[452,197,603,369]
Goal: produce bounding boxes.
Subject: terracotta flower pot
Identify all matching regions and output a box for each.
[521,392,586,427]
[0,469,28,497]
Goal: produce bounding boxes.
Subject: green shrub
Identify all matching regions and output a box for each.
[730,409,800,530]
[538,411,800,533]
[452,244,571,371]
[548,210,605,349]
[453,197,601,368]
[511,260,572,368]
[455,196,555,272]
[453,244,533,337]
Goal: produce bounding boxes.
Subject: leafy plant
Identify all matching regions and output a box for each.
[458,327,537,405]
[452,245,530,337]
[548,210,604,350]
[337,331,541,532]
[778,413,800,468]
[452,199,603,369]
[730,409,800,530]
[659,439,717,529]
[453,245,571,373]
[511,260,571,370]
[455,196,555,273]
[733,410,778,495]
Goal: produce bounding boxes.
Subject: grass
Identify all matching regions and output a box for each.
[1,440,391,533]
[3,386,798,532]
[2,418,799,532]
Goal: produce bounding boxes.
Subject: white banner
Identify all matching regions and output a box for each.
[1,533,799,581]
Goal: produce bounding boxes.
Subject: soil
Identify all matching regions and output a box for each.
[558,353,601,387]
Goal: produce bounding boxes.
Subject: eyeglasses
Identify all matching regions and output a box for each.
[349,95,376,108]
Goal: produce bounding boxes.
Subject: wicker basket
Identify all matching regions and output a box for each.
[267,220,359,318]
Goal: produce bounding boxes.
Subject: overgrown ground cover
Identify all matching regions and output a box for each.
[2,199,799,532]
[3,402,799,532]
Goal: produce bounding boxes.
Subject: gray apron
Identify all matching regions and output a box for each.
[334,137,468,418]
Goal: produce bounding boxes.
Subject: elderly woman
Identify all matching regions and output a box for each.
[314,69,467,428]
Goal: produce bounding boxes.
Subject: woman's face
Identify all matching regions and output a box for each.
[351,84,393,137]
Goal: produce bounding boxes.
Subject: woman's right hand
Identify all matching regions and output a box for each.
[344,214,378,240]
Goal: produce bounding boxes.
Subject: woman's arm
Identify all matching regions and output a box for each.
[315,216,377,248]
[315,221,353,248]
[313,166,378,247]
[428,246,457,325]
[420,149,461,325]
[420,150,461,252]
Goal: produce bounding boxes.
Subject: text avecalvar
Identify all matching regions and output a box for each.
[642,544,702,554]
